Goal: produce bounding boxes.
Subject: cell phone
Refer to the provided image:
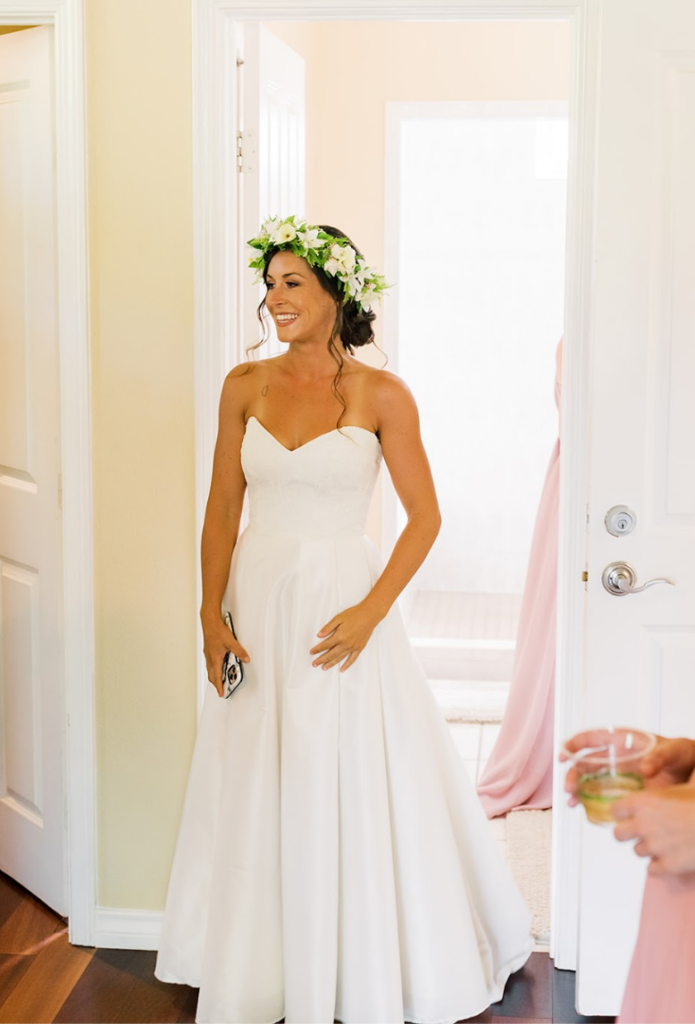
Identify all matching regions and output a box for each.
[221,610,244,698]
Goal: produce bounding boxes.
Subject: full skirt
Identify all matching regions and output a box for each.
[155,529,533,1023]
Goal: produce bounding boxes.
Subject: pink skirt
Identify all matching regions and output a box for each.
[476,439,558,817]
[619,871,695,1023]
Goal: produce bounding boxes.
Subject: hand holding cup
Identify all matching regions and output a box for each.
[560,727,656,826]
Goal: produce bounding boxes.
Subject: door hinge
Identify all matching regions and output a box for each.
[581,570,588,582]
[236,130,244,173]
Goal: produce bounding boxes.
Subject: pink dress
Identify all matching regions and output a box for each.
[619,871,695,1023]
[476,365,560,818]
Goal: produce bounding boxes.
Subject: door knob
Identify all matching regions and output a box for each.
[602,562,676,596]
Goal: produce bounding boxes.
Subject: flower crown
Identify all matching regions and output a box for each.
[247,215,389,313]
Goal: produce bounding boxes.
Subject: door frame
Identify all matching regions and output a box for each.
[193,0,600,969]
[0,1,94,944]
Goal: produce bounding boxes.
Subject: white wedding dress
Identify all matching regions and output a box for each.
[155,416,533,1024]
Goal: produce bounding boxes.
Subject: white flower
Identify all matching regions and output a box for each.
[324,257,343,277]
[297,227,323,251]
[345,274,365,299]
[272,222,297,245]
[359,284,378,309]
[330,243,356,271]
[260,216,280,239]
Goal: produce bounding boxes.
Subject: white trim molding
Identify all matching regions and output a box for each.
[550,0,600,973]
[95,908,163,951]
[0,0,95,947]
[194,0,600,969]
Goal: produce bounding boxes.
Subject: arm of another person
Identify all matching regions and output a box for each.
[310,374,441,672]
[612,782,695,876]
[610,736,695,875]
[200,367,251,695]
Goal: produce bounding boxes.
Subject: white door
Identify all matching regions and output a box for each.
[0,26,66,916]
[575,0,695,1013]
[238,24,305,355]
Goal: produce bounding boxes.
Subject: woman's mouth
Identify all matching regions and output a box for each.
[276,314,298,327]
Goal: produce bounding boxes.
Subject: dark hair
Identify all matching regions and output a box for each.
[251,225,377,427]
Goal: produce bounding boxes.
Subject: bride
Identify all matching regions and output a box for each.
[155,217,533,1024]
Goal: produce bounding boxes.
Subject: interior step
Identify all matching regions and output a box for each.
[412,636,515,681]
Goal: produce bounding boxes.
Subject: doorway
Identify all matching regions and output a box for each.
[194,0,594,975]
[247,17,568,954]
[385,100,567,776]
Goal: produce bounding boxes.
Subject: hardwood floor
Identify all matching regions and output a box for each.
[0,872,613,1024]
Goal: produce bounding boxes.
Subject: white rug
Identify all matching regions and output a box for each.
[505,809,552,945]
[434,686,507,724]
[445,705,504,724]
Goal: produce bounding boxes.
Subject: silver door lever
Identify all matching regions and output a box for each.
[602,562,676,596]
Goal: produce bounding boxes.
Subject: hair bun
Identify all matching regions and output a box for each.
[316,226,376,352]
[342,300,376,350]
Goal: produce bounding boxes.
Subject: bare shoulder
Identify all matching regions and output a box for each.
[222,358,276,408]
[225,356,276,383]
[361,365,419,426]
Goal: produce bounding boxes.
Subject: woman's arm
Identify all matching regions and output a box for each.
[363,373,442,621]
[310,374,441,672]
[200,368,251,694]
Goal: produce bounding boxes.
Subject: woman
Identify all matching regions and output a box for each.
[155,218,533,1024]
[563,730,695,1024]
[477,339,562,817]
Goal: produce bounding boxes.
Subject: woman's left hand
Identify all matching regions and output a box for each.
[310,602,381,672]
[612,785,695,876]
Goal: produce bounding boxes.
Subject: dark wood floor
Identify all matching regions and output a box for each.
[0,872,613,1024]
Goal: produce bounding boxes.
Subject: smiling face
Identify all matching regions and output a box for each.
[264,250,339,346]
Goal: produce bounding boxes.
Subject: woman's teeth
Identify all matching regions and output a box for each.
[276,314,298,325]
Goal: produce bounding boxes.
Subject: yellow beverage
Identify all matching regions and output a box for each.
[577,771,644,825]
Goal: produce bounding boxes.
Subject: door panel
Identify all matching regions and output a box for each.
[0,25,66,916]
[239,24,305,356]
[578,0,695,1012]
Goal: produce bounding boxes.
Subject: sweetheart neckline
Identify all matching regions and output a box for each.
[246,415,379,453]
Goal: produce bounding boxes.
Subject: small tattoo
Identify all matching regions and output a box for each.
[261,385,269,396]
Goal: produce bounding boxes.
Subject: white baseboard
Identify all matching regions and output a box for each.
[94,907,163,950]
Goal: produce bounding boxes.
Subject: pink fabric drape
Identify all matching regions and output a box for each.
[476,370,560,819]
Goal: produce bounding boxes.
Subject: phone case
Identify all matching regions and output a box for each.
[222,610,244,698]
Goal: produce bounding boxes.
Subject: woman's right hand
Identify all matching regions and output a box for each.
[561,732,695,806]
[202,614,250,697]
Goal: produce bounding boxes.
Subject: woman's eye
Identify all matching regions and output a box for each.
[287,281,298,288]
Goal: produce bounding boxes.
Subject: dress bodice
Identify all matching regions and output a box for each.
[240,416,382,539]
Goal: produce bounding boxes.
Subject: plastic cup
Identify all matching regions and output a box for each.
[561,726,656,826]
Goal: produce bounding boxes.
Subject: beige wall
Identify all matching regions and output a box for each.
[88,12,567,910]
[87,0,197,908]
